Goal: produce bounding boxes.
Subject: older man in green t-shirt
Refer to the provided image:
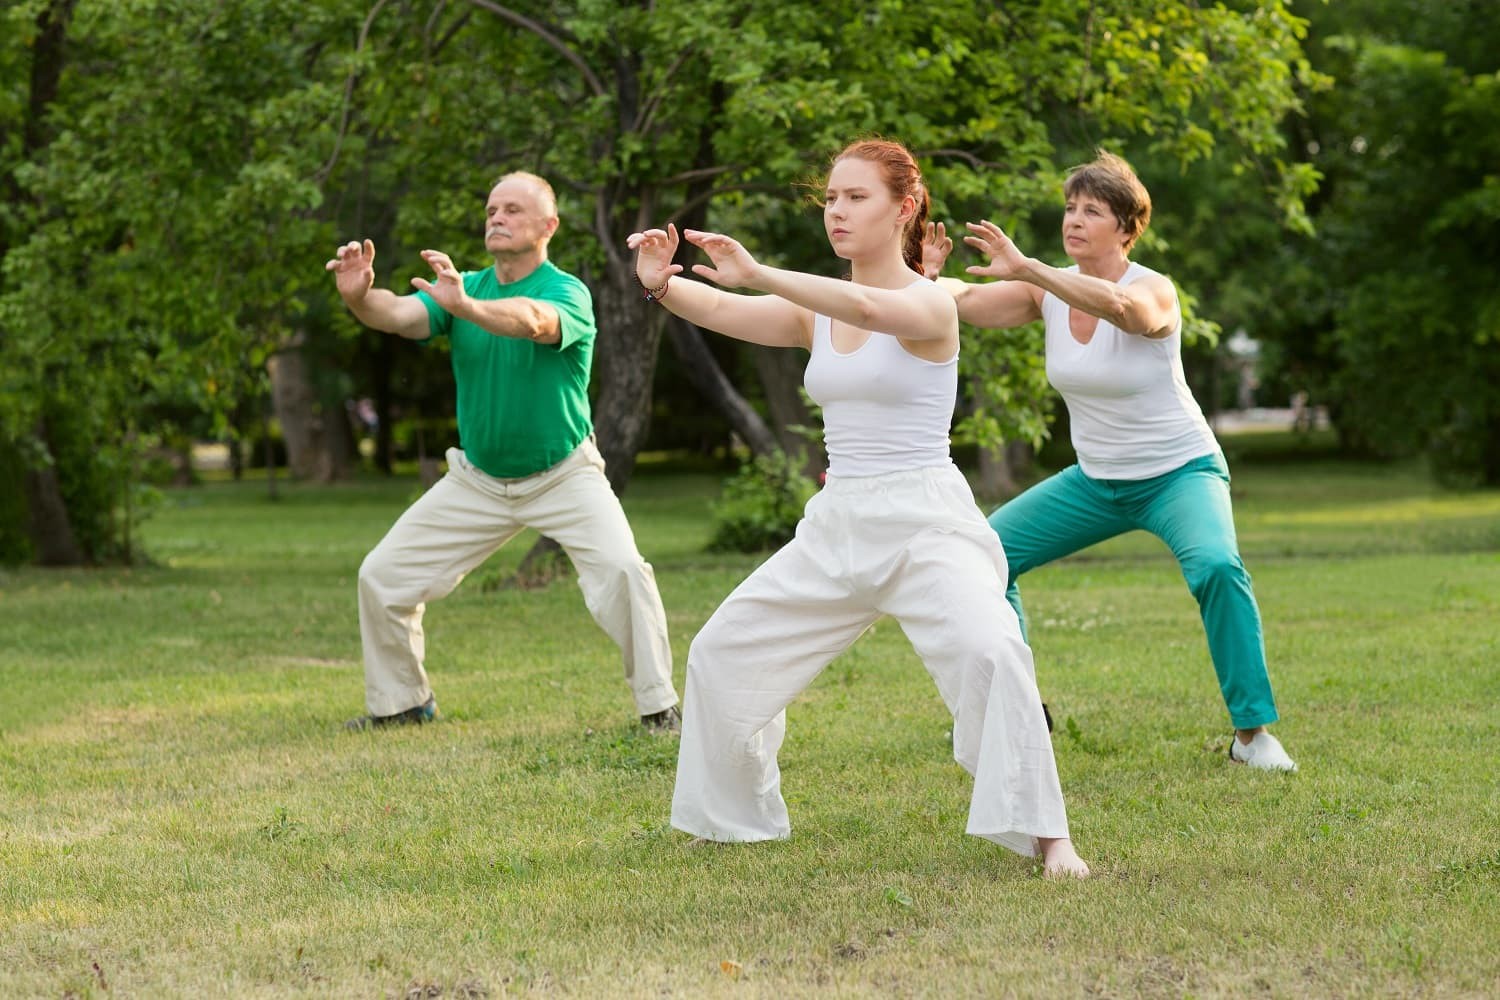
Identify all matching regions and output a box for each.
[325,172,680,732]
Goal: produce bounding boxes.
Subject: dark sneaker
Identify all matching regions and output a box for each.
[641,705,681,733]
[344,695,437,732]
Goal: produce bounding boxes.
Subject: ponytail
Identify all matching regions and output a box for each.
[903,185,930,276]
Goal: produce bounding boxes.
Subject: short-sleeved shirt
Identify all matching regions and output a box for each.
[416,261,595,478]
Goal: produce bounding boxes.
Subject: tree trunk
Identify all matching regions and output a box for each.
[751,343,825,474]
[262,398,280,501]
[5,4,84,566]
[664,316,778,456]
[228,400,246,481]
[23,421,84,566]
[590,273,664,493]
[976,440,1034,502]
[267,339,351,482]
[1485,414,1500,487]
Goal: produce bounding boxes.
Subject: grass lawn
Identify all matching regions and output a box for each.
[3,443,1498,997]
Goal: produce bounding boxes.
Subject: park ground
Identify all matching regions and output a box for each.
[2,433,1498,997]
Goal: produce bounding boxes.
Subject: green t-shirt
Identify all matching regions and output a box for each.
[416,261,595,478]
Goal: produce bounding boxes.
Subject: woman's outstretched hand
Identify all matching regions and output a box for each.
[626,224,684,290]
[921,221,952,280]
[682,229,763,289]
[962,220,1030,280]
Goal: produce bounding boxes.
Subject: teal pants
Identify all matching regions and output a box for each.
[988,453,1279,729]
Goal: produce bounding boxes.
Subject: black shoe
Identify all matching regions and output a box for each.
[641,705,681,733]
[345,695,437,732]
[1042,702,1054,733]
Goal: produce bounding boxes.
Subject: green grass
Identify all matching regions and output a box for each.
[3,453,1498,997]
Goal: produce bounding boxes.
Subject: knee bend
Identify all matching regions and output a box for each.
[581,552,649,605]
[358,546,415,602]
[687,615,757,683]
[357,551,386,593]
[1184,551,1247,594]
[686,628,727,679]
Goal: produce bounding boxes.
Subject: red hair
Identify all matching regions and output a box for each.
[832,138,930,275]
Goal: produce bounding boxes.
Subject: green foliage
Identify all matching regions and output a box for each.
[707,449,818,553]
[952,320,1054,452]
[0,0,1325,562]
[1237,2,1500,483]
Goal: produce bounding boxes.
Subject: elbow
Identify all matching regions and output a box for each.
[1105,294,1133,331]
[526,305,560,343]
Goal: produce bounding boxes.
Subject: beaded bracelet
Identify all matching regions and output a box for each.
[635,273,670,303]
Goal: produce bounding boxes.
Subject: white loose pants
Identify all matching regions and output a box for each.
[671,464,1069,857]
[357,439,678,718]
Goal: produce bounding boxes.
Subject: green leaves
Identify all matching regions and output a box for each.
[0,0,1330,561]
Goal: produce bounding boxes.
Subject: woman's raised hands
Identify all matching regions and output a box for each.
[626,224,685,291]
[681,229,764,289]
[962,220,1030,280]
[921,222,952,280]
[626,225,768,292]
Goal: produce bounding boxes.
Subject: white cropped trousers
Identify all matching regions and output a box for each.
[357,439,678,718]
[671,464,1069,857]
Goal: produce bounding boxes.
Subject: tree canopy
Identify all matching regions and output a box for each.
[3,0,1353,565]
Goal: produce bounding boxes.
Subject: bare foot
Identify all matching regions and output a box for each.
[1037,837,1091,879]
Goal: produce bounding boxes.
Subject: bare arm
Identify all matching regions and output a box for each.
[936,277,1043,329]
[325,240,430,340]
[964,220,1179,338]
[923,222,1042,329]
[680,227,955,342]
[627,225,811,349]
[414,249,560,344]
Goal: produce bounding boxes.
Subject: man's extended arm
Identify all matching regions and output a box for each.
[412,249,560,345]
[325,239,431,340]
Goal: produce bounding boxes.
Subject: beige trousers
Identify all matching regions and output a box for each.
[357,438,678,718]
[670,464,1068,857]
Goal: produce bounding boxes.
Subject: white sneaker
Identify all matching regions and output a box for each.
[1229,731,1298,772]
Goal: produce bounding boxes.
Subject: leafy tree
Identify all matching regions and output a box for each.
[439,0,1322,485]
[0,0,1323,565]
[1244,0,1500,483]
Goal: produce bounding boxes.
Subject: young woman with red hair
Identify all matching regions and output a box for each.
[628,139,1089,877]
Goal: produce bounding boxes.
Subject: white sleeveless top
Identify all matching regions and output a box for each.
[803,310,957,478]
[1043,261,1219,480]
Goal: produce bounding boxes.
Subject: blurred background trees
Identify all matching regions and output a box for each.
[2,0,1492,566]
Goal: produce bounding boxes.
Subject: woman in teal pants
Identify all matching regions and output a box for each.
[925,151,1295,771]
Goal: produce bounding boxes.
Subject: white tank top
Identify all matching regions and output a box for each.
[803,310,957,478]
[1043,262,1219,480]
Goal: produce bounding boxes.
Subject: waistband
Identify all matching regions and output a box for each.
[822,462,959,493]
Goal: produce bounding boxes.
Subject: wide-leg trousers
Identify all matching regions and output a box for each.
[988,452,1279,729]
[671,464,1069,858]
[356,439,678,718]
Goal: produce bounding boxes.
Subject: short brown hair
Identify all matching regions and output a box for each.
[1063,151,1151,251]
